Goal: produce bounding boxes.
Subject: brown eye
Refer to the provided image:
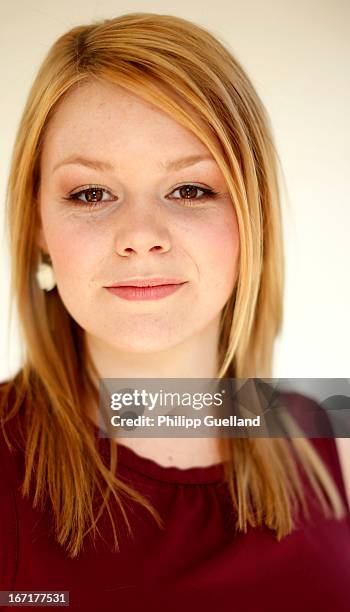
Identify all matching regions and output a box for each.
[83,188,104,202]
[169,184,218,206]
[66,185,116,208]
[179,185,200,199]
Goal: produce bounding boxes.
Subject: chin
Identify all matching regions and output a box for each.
[99,329,186,354]
[111,338,178,353]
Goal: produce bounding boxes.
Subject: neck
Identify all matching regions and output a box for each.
[83,316,231,467]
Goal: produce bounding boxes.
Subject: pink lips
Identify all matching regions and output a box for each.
[104,279,188,301]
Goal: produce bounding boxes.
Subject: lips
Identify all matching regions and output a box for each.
[105,282,187,301]
[105,278,186,288]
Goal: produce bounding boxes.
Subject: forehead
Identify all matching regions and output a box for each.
[41,79,217,166]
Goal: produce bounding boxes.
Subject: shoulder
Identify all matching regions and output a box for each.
[0,376,26,450]
[0,378,21,588]
[334,438,350,509]
[280,391,350,514]
[0,377,23,473]
[0,377,25,492]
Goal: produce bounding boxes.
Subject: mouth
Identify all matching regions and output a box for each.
[104,280,188,301]
[105,278,187,288]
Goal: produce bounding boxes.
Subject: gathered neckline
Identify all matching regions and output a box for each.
[92,421,227,485]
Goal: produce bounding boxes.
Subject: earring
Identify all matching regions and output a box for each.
[36,252,56,291]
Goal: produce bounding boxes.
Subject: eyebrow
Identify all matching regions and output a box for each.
[52,153,215,173]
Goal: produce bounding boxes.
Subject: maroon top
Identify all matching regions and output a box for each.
[1,391,350,611]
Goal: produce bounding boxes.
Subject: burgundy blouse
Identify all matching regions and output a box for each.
[1,390,350,611]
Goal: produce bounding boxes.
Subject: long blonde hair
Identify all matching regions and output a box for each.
[0,12,346,558]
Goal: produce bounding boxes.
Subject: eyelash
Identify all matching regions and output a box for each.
[63,184,220,209]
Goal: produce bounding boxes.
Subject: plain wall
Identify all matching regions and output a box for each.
[1,0,349,380]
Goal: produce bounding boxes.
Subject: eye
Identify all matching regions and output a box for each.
[168,184,219,206]
[65,185,116,208]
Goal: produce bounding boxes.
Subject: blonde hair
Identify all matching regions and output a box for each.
[0,12,346,558]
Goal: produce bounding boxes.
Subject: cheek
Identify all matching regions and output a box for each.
[193,208,240,295]
[41,213,104,285]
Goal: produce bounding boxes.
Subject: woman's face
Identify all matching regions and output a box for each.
[38,80,240,354]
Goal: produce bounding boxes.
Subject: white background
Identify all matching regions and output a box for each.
[1,0,349,380]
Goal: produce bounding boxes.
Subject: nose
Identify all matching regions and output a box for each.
[113,205,171,257]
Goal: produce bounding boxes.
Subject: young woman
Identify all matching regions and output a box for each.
[0,12,349,612]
